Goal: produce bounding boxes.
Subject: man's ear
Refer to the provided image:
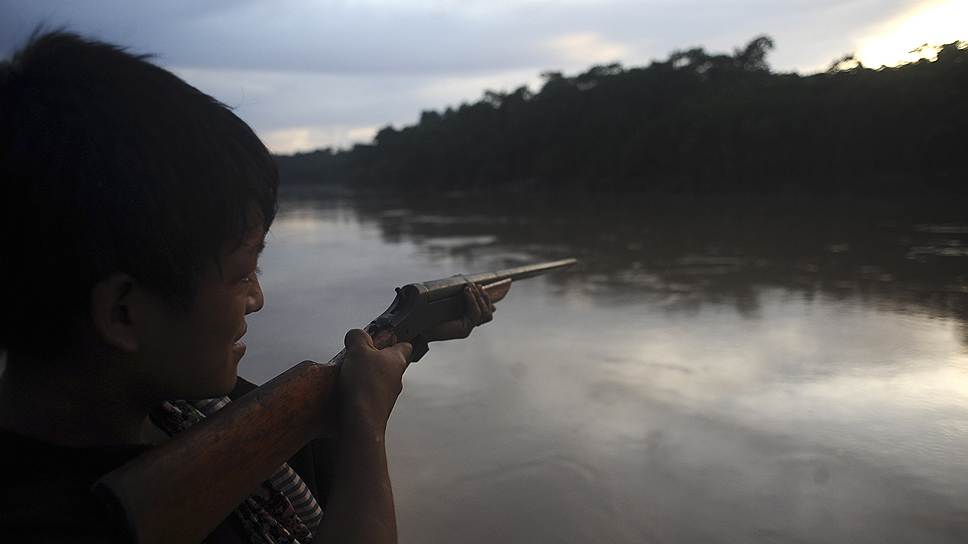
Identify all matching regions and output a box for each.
[90,273,140,353]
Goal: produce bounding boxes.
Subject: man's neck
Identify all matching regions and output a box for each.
[0,352,163,447]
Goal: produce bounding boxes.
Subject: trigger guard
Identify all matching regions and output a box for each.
[410,335,429,362]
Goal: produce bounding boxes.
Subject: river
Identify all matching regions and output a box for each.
[240,188,968,543]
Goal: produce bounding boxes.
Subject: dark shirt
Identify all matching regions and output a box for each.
[0,429,151,542]
[0,378,335,543]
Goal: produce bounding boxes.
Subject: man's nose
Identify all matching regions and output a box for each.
[246,276,265,314]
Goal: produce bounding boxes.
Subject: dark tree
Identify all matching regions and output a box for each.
[275,37,968,195]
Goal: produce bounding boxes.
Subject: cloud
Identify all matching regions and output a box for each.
[2,0,927,76]
[173,65,544,153]
[1,0,938,153]
[854,0,968,67]
[544,32,628,66]
[261,125,379,153]
[413,68,543,108]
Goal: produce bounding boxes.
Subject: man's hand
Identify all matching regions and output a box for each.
[423,279,512,342]
[339,329,413,434]
[295,331,412,544]
[317,279,511,543]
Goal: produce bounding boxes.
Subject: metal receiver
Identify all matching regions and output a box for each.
[363,258,577,360]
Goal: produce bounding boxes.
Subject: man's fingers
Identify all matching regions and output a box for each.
[482,279,512,303]
[344,328,375,352]
[420,281,506,343]
[346,328,410,364]
[464,285,483,325]
[476,283,494,324]
[390,341,414,364]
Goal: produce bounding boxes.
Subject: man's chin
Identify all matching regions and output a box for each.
[181,349,244,400]
[232,339,247,359]
[195,368,241,400]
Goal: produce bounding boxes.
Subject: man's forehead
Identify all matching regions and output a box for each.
[240,213,268,253]
[227,230,267,258]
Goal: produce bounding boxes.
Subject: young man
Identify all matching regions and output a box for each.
[0,31,497,543]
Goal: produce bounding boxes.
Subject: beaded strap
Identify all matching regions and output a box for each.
[152,398,323,543]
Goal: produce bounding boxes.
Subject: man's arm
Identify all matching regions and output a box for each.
[313,328,411,543]
[97,331,412,544]
[98,284,496,543]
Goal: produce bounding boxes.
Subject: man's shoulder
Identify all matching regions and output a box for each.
[0,428,148,474]
[0,429,141,541]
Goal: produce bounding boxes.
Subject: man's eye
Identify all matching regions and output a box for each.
[240,266,262,283]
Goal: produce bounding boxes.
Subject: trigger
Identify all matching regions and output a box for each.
[410,335,430,362]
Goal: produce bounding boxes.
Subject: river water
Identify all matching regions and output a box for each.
[241,188,968,543]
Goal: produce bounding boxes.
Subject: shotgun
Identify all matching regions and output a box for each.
[332,258,578,363]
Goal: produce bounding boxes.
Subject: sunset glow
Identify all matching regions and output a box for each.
[856,0,968,68]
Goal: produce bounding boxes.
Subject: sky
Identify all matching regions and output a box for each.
[2,0,965,154]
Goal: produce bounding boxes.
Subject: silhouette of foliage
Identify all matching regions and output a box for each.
[274,37,968,194]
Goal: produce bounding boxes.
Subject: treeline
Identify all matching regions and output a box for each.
[274,37,968,194]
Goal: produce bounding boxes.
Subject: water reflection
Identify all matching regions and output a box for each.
[345,191,968,346]
[246,188,968,543]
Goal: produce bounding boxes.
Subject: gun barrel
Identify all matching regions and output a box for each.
[418,258,577,301]
[463,258,578,285]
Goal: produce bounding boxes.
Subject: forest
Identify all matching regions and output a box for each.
[274,37,967,194]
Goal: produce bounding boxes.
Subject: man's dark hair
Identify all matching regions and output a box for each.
[0,30,278,358]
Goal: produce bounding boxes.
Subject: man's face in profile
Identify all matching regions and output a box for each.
[132,225,267,400]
